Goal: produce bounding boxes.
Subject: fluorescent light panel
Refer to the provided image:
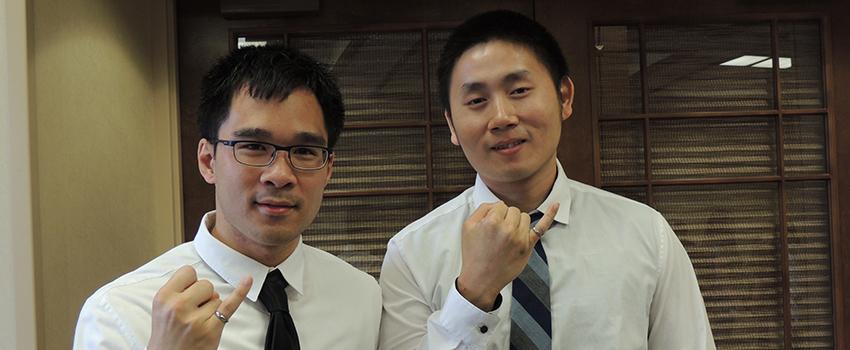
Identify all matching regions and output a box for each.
[720,55,793,69]
[721,55,770,67]
[752,57,793,69]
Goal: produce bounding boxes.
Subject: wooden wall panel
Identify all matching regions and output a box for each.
[178,0,849,346]
[176,0,532,240]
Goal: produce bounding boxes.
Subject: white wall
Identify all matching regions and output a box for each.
[0,0,38,348]
[25,0,182,347]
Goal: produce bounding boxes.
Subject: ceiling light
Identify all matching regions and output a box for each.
[752,57,793,69]
[720,55,770,67]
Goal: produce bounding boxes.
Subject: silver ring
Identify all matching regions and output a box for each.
[214,310,228,324]
[531,226,543,237]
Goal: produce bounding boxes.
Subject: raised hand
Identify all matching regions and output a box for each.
[456,202,559,311]
[148,265,252,350]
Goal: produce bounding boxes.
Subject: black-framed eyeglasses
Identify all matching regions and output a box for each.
[214,139,331,171]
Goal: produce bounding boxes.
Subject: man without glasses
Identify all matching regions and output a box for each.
[74,46,381,349]
[379,10,715,349]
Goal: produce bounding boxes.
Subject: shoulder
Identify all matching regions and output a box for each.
[564,179,671,261]
[83,243,202,314]
[390,187,474,246]
[301,244,380,294]
[567,179,665,224]
[76,243,202,348]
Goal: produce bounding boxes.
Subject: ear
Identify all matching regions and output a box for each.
[198,138,216,184]
[444,110,460,146]
[559,77,575,121]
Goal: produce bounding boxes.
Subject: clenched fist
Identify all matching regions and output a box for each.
[148,265,252,350]
[457,201,559,311]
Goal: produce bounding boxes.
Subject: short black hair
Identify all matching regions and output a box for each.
[198,45,345,149]
[437,10,569,113]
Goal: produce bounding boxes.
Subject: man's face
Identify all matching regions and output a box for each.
[198,87,333,260]
[445,40,573,186]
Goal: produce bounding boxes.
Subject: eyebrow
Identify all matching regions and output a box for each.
[459,70,532,94]
[232,128,327,146]
[232,128,273,139]
[291,132,327,146]
[503,70,531,86]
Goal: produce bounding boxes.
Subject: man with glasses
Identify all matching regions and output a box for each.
[74,45,381,349]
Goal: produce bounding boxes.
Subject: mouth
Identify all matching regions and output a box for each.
[255,199,298,216]
[491,139,526,154]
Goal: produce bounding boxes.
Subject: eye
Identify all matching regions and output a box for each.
[291,146,322,158]
[236,142,270,153]
[510,87,531,96]
[464,97,487,106]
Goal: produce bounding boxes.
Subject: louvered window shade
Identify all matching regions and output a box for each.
[237,29,471,276]
[595,19,834,349]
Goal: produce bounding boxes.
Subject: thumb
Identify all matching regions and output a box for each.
[529,202,560,244]
[216,276,253,324]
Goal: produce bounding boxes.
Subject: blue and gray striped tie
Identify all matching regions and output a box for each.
[510,212,551,350]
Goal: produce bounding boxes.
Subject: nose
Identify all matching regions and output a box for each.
[487,95,518,132]
[260,151,297,188]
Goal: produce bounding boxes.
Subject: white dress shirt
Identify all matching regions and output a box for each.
[74,212,381,350]
[379,161,715,350]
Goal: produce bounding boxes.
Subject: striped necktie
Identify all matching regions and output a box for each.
[510,211,551,350]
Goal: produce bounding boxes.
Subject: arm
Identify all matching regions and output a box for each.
[379,203,559,349]
[647,216,716,350]
[379,239,499,350]
[73,294,142,350]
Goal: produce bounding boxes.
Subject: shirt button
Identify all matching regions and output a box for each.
[479,325,488,333]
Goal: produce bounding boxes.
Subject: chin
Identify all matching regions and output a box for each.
[257,229,300,245]
[480,167,533,184]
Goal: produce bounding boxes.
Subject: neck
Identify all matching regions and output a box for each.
[482,158,559,213]
[208,217,298,268]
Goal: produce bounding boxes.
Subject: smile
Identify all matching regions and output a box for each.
[491,139,526,151]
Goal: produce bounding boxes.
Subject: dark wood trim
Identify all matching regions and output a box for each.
[421,28,435,210]
[602,174,831,187]
[219,0,320,19]
[770,18,793,350]
[601,110,802,121]
[324,187,431,197]
[324,185,472,197]
[589,24,602,187]
[822,11,847,349]
[590,12,830,26]
[231,21,460,41]
[431,186,470,193]
[343,121,428,129]
[428,118,449,126]
[638,23,654,206]
[557,2,847,347]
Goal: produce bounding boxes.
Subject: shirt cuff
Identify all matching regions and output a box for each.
[435,281,502,347]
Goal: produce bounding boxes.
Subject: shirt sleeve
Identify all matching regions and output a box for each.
[73,293,144,350]
[647,215,716,350]
[379,239,501,350]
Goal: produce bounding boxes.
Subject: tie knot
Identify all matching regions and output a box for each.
[259,269,290,313]
[530,211,544,225]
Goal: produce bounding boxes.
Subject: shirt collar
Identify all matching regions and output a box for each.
[194,211,306,302]
[472,160,572,225]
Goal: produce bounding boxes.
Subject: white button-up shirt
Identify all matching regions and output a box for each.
[74,212,381,350]
[379,161,715,349]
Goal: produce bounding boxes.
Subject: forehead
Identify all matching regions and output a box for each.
[450,40,550,87]
[219,87,328,143]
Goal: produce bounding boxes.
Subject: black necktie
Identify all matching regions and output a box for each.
[259,269,300,350]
